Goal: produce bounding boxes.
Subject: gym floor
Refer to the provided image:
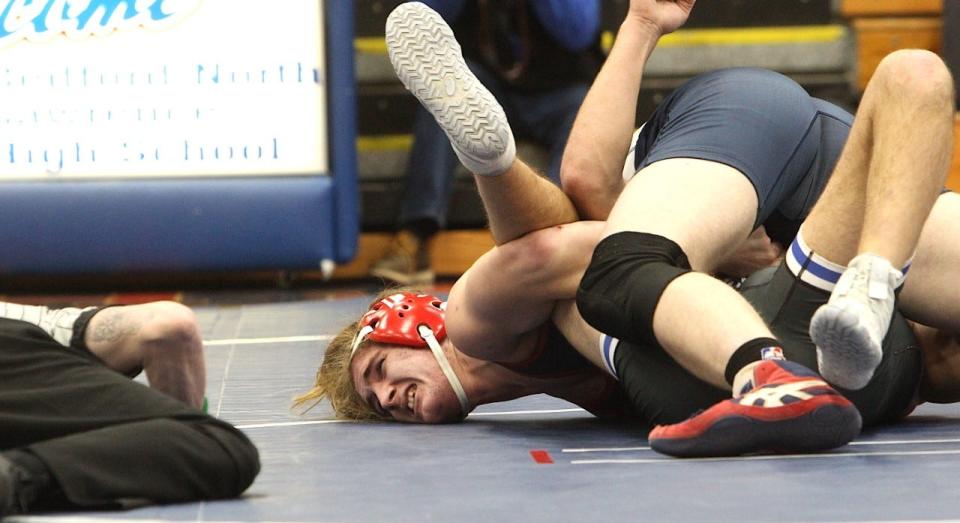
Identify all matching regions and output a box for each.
[5,284,960,523]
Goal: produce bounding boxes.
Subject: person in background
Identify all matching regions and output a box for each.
[370,0,603,285]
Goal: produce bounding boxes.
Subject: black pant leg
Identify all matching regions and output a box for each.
[0,319,259,509]
[739,265,923,426]
[28,418,259,508]
[613,340,729,426]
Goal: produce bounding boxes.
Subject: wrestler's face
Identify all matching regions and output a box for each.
[351,343,462,423]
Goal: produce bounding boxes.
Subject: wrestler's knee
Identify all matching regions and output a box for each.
[873,49,955,104]
[576,231,691,345]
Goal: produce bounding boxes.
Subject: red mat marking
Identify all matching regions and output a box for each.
[530,450,554,464]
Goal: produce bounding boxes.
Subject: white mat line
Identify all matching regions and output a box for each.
[9,518,308,523]
[571,448,960,465]
[562,437,960,454]
[238,419,351,429]
[851,437,960,446]
[214,342,236,418]
[563,446,650,453]
[235,407,587,429]
[469,407,585,417]
[204,334,333,346]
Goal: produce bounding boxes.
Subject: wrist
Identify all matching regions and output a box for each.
[614,17,662,60]
[620,15,663,42]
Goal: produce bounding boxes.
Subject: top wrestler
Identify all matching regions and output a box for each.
[298,0,959,457]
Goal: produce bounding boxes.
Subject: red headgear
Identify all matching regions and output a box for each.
[357,291,446,348]
[350,291,469,414]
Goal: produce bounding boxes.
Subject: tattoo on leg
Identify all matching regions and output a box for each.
[89,312,136,344]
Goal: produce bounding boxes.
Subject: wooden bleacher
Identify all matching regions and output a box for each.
[851,17,942,90]
[842,0,944,90]
[842,0,960,193]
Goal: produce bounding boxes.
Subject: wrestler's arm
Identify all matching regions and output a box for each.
[911,321,960,403]
[445,221,605,362]
[714,226,784,278]
[85,303,206,409]
[0,300,205,408]
[476,159,580,245]
[560,0,694,220]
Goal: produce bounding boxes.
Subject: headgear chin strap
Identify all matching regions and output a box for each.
[350,292,470,414]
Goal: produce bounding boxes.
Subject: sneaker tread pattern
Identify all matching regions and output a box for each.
[385,3,509,161]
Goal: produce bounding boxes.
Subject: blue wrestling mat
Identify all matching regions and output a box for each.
[9,291,960,523]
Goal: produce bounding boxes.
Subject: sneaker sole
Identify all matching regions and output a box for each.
[810,304,882,390]
[650,402,862,458]
[385,2,511,173]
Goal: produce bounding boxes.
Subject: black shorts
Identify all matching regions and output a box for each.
[740,265,923,426]
[630,68,854,245]
[612,264,923,428]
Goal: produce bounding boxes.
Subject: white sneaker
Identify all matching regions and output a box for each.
[810,253,902,390]
[385,2,515,176]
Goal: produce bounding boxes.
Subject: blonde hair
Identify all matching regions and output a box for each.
[294,287,414,420]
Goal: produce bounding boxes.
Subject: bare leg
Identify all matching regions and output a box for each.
[804,50,954,266]
[806,50,955,389]
[592,158,770,388]
[85,302,206,409]
[899,193,960,331]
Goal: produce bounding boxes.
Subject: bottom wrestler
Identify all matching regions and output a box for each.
[300,3,959,458]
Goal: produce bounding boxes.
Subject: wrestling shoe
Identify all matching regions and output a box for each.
[370,229,435,285]
[385,2,515,176]
[648,360,861,458]
[810,253,902,390]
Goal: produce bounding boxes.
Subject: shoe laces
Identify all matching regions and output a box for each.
[835,254,899,302]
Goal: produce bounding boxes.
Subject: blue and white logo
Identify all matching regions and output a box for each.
[0,0,202,46]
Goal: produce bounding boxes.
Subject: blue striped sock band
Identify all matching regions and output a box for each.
[598,334,620,380]
[786,229,911,291]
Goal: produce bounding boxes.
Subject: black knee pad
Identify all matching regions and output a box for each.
[577,231,691,347]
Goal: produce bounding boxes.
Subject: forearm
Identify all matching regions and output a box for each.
[86,303,206,408]
[447,221,604,359]
[141,334,206,409]
[561,18,662,220]
[476,158,579,245]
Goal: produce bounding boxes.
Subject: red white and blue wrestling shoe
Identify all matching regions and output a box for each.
[648,360,862,457]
